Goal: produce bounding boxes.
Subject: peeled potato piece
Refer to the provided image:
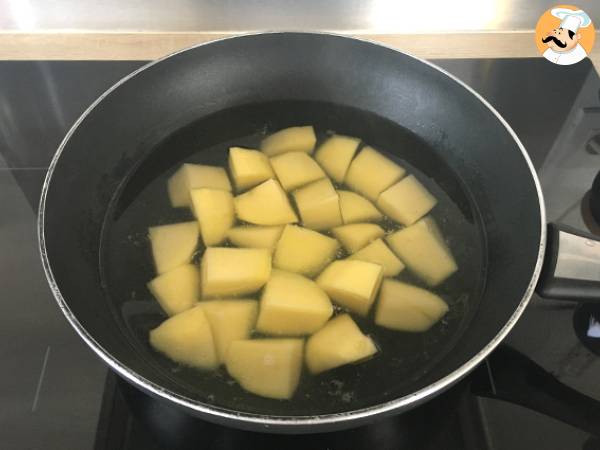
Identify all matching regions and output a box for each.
[332,223,385,254]
[293,178,343,230]
[201,247,271,297]
[226,339,304,400]
[149,305,218,369]
[190,188,234,246]
[199,300,258,364]
[375,279,449,332]
[305,314,377,374]
[149,221,199,275]
[234,179,298,225]
[350,239,405,277]
[386,217,457,286]
[168,163,232,208]
[273,225,339,277]
[344,147,405,201]
[316,260,383,316]
[147,264,201,316]
[226,225,283,252]
[377,175,437,226]
[261,126,316,156]
[228,147,274,192]
[338,190,382,224]
[315,135,360,183]
[256,270,333,336]
[270,152,325,191]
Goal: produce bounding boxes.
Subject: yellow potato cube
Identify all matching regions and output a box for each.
[226,226,284,252]
[293,178,342,230]
[349,239,405,277]
[338,190,383,224]
[199,300,258,364]
[225,339,304,400]
[234,179,298,225]
[386,217,458,286]
[377,175,437,226]
[315,135,360,183]
[190,188,234,246]
[344,147,406,201]
[316,260,383,316]
[270,152,325,192]
[149,305,218,369]
[147,264,201,316]
[201,247,272,297]
[149,221,199,274]
[332,223,385,254]
[167,163,232,207]
[261,126,316,156]
[273,225,339,277]
[228,147,274,192]
[375,279,449,332]
[256,270,333,336]
[305,314,377,374]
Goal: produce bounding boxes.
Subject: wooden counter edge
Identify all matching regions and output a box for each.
[0,31,598,69]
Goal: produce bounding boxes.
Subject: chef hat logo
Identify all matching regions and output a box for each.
[534,4,595,66]
[551,8,592,32]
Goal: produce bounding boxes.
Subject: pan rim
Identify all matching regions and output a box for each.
[37,31,547,430]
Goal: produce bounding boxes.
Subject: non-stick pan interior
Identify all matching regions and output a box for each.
[99,100,486,415]
[41,33,543,425]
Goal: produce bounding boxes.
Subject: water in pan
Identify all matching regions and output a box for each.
[99,100,487,417]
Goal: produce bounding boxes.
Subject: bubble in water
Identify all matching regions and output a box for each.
[341,392,354,403]
[326,379,345,396]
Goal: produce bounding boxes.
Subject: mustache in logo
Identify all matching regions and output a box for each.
[542,35,567,48]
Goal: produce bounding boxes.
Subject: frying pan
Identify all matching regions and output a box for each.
[38,32,600,433]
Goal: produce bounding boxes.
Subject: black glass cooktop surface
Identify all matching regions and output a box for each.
[1,58,599,450]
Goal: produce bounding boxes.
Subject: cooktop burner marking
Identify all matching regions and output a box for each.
[31,345,51,413]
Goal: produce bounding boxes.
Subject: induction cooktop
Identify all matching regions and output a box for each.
[1,57,599,450]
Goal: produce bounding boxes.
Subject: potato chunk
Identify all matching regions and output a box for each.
[344,147,405,201]
[273,225,339,277]
[261,126,316,156]
[226,226,283,252]
[147,264,200,316]
[332,223,385,254]
[256,270,333,336]
[350,239,405,277]
[149,305,218,369]
[190,188,234,246]
[167,163,232,207]
[234,179,298,225]
[200,247,271,297]
[293,178,342,230]
[226,339,304,399]
[199,300,258,364]
[375,279,448,332]
[228,147,274,192]
[149,221,199,274]
[315,135,360,183]
[270,152,325,191]
[338,190,382,224]
[377,175,437,226]
[316,260,383,316]
[386,217,457,286]
[305,314,377,374]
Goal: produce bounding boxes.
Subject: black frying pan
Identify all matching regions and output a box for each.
[38,32,600,433]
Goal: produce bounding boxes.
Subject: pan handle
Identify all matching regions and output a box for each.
[472,346,600,437]
[535,223,600,301]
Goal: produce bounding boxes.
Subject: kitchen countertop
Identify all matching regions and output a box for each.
[1,31,599,70]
